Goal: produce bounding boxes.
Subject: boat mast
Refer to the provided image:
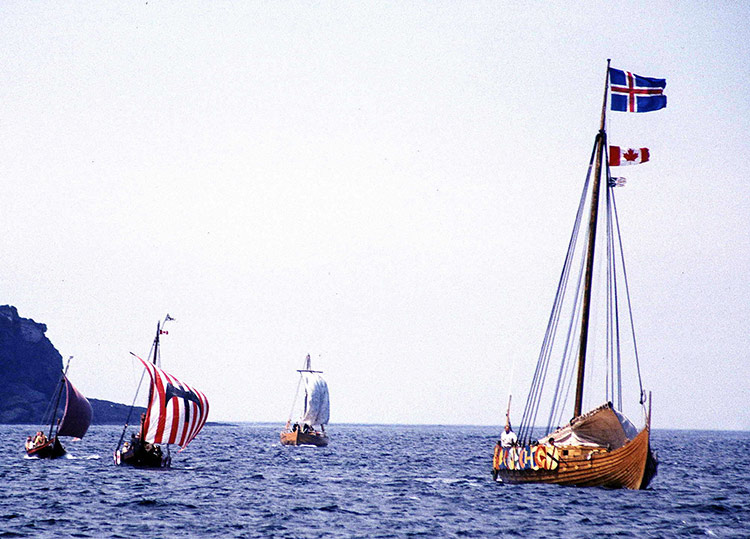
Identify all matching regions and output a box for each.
[140,321,161,436]
[573,60,611,419]
[48,357,72,439]
[303,354,310,416]
[296,354,324,424]
[153,321,161,366]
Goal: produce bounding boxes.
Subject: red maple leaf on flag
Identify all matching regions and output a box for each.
[623,149,639,162]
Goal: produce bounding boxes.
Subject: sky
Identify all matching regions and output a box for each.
[2,2,748,431]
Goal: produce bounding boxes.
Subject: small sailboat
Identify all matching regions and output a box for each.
[280,354,330,447]
[114,315,209,468]
[492,61,662,489]
[25,357,93,459]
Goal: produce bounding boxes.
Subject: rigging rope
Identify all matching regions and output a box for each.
[517,136,598,444]
[40,376,64,432]
[115,366,146,451]
[606,180,624,411]
[115,314,173,451]
[610,184,646,403]
[605,152,644,409]
[287,376,303,424]
[516,132,647,442]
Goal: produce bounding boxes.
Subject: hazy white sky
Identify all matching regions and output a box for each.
[2,2,748,430]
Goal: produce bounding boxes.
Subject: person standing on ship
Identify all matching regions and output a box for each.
[501,424,518,447]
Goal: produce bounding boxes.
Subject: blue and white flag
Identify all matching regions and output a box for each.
[609,68,666,113]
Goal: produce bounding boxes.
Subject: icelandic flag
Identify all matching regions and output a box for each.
[609,68,666,113]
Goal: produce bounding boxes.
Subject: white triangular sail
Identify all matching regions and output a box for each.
[300,372,329,427]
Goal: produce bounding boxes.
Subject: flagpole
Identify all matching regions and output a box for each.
[573,59,611,419]
[598,59,611,133]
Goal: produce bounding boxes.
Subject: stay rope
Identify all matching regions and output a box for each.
[114,315,173,452]
[517,136,598,444]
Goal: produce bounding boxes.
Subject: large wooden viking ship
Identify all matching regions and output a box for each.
[25,357,93,459]
[493,61,664,489]
[114,315,209,468]
[280,354,330,447]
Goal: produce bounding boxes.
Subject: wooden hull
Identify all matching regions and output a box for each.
[114,442,170,468]
[494,426,657,490]
[280,430,328,447]
[26,437,66,459]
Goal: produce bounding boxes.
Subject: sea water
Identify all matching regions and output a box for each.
[0,425,747,537]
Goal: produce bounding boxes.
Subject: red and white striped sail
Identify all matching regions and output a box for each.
[136,355,209,450]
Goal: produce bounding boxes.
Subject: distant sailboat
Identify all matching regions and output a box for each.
[25,357,93,459]
[280,354,330,447]
[113,315,209,468]
[492,61,661,489]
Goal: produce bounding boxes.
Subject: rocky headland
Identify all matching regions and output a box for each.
[0,305,142,424]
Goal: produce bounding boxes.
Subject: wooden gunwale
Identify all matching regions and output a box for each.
[280,430,328,447]
[26,437,66,459]
[496,426,652,490]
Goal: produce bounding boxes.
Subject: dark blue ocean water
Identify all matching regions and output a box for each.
[0,425,748,537]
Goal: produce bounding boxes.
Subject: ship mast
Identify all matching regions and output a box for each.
[296,354,324,422]
[573,59,611,419]
[142,321,161,433]
[153,321,161,366]
[48,357,72,439]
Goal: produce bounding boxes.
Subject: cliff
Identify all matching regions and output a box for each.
[0,305,143,424]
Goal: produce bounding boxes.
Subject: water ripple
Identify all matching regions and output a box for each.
[0,426,749,537]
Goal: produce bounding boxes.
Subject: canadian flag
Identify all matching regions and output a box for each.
[609,146,650,166]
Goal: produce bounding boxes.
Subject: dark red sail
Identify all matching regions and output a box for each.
[56,377,93,439]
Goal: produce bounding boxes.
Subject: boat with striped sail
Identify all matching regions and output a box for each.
[280,354,330,447]
[493,61,662,489]
[114,316,209,468]
[25,356,93,459]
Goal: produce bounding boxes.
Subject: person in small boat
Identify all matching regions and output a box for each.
[131,430,155,453]
[292,423,300,432]
[302,423,311,433]
[33,431,47,447]
[501,424,517,448]
[25,436,34,450]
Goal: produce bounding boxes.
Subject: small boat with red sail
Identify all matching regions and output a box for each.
[25,356,93,459]
[492,61,663,489]
[280,354,330,447]
[113,315,209,468]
